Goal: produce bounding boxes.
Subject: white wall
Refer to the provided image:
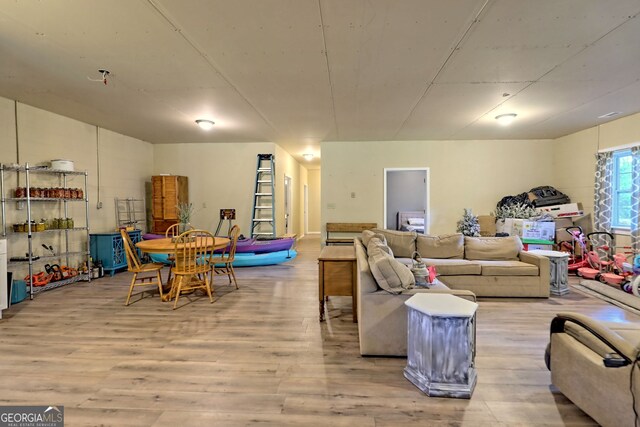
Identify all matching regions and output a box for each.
[321,139,554,238]
[0,96,153,276]
[307,168,321,233]
[153,142,274,237]
[553,111,640,247]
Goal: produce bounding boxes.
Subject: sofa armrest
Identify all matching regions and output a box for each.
[551,312,639,364]
[519,250,545,266]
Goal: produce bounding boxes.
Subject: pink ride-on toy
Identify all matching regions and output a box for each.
[599,250,636,290]
[576,232,615,281]
[563,226,590,275]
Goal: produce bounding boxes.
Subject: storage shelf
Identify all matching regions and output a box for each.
[5,197,86,202]
[1,162,91,299]
[30,273,90,294]
[7,227,88,235]
[8,251,90,265]
[1,165,86,176]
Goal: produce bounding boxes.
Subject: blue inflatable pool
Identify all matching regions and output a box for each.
[149,249,297,267]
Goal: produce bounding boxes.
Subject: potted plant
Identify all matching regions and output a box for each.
[176,202,194,234]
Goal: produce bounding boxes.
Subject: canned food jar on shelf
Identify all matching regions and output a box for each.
[50,159,74,171]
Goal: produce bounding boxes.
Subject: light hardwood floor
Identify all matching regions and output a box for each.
[1,235,637,426]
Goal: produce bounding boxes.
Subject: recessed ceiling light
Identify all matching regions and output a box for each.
[302,153,314,161]
[597,112,621,119]
[495,113,517,126]
[195,119,215,130]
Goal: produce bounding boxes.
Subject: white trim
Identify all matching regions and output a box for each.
[597,141,640,153]
[306,231,321,235]
[383,167,430,235]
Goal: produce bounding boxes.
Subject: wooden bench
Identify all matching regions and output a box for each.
[325,223,377,245]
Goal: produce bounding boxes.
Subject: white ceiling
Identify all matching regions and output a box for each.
[1,0,640,166]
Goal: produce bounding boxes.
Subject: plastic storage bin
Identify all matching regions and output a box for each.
[11,279,27,304]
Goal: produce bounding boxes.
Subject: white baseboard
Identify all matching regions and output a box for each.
[306,231,321,235]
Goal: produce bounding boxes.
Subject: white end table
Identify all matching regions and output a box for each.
[404,293,478,398]
[528,250,570,296]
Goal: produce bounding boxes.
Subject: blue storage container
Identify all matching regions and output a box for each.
[11,279,27,304]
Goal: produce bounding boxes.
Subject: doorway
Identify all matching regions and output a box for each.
[383,168,429,233]
[303,184,308,236]
[284,175,292,235]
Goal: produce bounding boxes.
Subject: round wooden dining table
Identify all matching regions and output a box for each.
[136,236,230,301]
[136,236,230,254]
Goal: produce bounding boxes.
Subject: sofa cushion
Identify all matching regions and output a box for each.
[362,230,387,247]
[368,249,415,294]
[474,260,538,276]
[367,237,394,257]
[416,233,464,259]
[372,228,417,258]
[464,236,522,261]
[420,258,482,276]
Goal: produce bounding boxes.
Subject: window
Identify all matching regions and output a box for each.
[612,150,632,228]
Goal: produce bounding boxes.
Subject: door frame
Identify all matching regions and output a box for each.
[284,175,293,235]
[303,184,308,236]
[383,168,430,234]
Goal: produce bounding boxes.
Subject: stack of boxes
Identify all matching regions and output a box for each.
[482,203,589,251]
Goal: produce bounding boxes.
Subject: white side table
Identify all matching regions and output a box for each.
[404,293,478,398]
[529,250,570,296]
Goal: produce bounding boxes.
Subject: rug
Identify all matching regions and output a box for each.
[572,280,640,315]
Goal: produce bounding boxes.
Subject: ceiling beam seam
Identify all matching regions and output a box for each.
[145,0,282,138]
[450,8,640,138]
[392,0,493,139]
[317,0,340,140]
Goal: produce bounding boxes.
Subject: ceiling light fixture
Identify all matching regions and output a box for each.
[195,119,215,130]
[495,113,517,126]
[302,153,314,161]
[597,111,621,119]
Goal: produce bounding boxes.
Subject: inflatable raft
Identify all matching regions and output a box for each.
[143,234,297,267]
[149,249,297,267]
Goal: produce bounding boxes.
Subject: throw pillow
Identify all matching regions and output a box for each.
[368,249,415,294]
[416,233,464,259]
[464,235,523,260]
[371,228,417,258]
[362,229,388,247]
[408,217,425,226]
[367,237,394,257]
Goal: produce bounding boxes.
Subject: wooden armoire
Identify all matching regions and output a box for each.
[151,175,189,234]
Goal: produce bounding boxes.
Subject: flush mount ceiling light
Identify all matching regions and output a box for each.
[302,153,314,161]
[195,119,215,130]
[495,113,517,126]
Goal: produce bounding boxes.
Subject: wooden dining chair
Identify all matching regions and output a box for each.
[210,225,241,289]
[121,229,165,305]
[165,223,195,238]
[171,229,214,309]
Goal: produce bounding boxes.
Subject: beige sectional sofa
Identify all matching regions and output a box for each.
[356,229,550,356]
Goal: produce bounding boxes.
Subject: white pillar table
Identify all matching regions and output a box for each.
[528,250,570,296]
[404,293,478,399]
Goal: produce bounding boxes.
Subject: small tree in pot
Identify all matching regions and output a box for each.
[456,208,481,237]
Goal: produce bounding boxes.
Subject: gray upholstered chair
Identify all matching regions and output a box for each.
[546,312,640,427]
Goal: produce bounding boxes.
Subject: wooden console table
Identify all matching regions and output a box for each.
[318,245,357,322]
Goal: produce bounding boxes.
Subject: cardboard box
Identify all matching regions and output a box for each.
[496,219,555,241]
[522,221,556,241]
[523,243,554,251]
[538,202,584,218]
[496,218,524,237]
[554,217,574,242]
[478,215,497,237]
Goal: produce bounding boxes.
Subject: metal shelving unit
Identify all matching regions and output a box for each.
[0,163,91,299]
[115,197,145,232]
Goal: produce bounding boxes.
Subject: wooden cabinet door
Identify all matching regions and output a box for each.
[151,176,188,233]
